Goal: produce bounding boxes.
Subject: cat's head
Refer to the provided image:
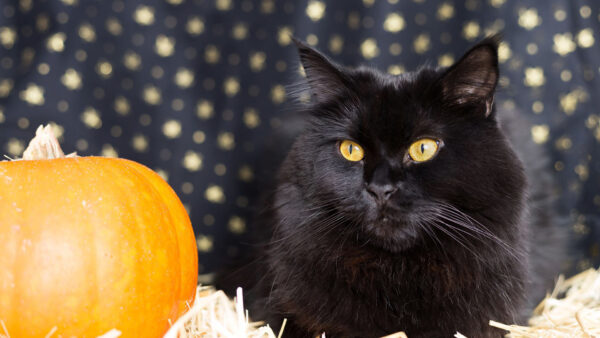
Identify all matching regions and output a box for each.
[282,36,526,253]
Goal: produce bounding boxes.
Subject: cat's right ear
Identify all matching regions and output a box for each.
[293,38,348,103]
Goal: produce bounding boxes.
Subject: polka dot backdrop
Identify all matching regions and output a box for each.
[0,0,598,274]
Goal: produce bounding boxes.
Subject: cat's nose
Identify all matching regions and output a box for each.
[366,183,397,202]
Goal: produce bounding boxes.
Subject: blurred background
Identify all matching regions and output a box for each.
[0,0,598,274]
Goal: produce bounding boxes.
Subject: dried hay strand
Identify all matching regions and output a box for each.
[163,286,281,338]
[490,267,600,337]
[168,268,599,338]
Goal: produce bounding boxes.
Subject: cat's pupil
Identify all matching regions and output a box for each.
[348,144,353,154]
[420,143,425,153]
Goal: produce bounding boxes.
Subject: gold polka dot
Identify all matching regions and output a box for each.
[196,235,213,252]
[575,164,589,181]
[532,101,544,114]
[228,216,246,234]
[437,2,454,20]
[223,77,240,97]
[57,100,69,112]
[61,68,82,90]
[163,119,182,139]
[101,144,118,158]
[78,23,96,42]
[243,108,260,128]
[37,63,49,75]
[181,182,194,194]
[388,43,402,56]
[143,86,162,105]
[383,13,405,33]
[554,9,567,21]
[576,28,594,48]
[96,60,113,78]
[271,85,286,104]
[81,107,102,129]
[110,125,122,137]
[70,50,84,63]
[217,132,235,150]
[155,35,175,57]
[413,33,430,54]
[151,65,164,79]
[531,125,549,144]
[214,163,227,176]
[155,169,169,182]
[17,117,29,129]
[203,214,215,226]
[0,79,13,97]
[204,45,220,64]
[132,134,149,152]
[123,51,141,70]
[518,8,541,30]
[438,54,454,67]
[6,138,24,157]
[306,1,326,21]
[193,131,206,144]
[360,38,379,59]
[183,151,203,171]
[106,17,122,35]
[186,17,204,35]
[76,139,89,152]
[387,65,405,75]
[275,60,287,72]
[579,6,591,18]
[20,83,44,105]
[328,35,344,54]
[196,100,214,119]
[249,51,266,72]
[498,42,511,63]
[0,109,5,123]
[559,88,588,115]
[112,96,129,116]
[560,70,572,82]
[205,185,225,204]
[46,32,66,52]
[526,43,538,55]
[0,27,17,49]
[462,21,480,40]
[553,33,576,56]
[306,34,318,46]
[524,67,545,87]
[36,14,50,32]
[555,136,572,150]
[277,26,293,46]
[134,5,155,25]
[215,0,233,11]
[238,165,254,182]
[232,23,248,40]
[174,68,194,88]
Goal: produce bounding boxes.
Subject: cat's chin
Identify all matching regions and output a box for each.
[363,218,421,253]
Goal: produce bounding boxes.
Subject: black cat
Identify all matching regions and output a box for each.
[219,35,565,338]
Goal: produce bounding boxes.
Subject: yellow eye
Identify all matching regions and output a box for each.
[339,140,365,162]
[408,138,439,162]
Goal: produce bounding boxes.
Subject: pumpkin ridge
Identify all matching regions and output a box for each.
[111,158,182,331]
[119,159,186,320]
[120,159,197,314]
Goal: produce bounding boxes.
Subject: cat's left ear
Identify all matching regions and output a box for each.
[439,35,500,117]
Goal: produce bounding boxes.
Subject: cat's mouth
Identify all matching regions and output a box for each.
[363,210,422,252]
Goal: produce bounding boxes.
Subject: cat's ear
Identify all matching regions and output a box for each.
[293,38,348,103]
[439,35,500,117]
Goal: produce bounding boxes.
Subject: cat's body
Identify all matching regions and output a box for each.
[218,36,565,337]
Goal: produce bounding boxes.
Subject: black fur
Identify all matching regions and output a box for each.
[218,36,564,337]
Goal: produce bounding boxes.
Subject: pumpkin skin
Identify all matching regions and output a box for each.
[0,157,198,337]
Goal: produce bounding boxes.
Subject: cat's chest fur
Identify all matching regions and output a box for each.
[263,182,526,338]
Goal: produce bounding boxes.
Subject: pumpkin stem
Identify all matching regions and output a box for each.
[21,125,77,160]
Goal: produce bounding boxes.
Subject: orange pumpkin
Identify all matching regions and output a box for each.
[0,126,198,337]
